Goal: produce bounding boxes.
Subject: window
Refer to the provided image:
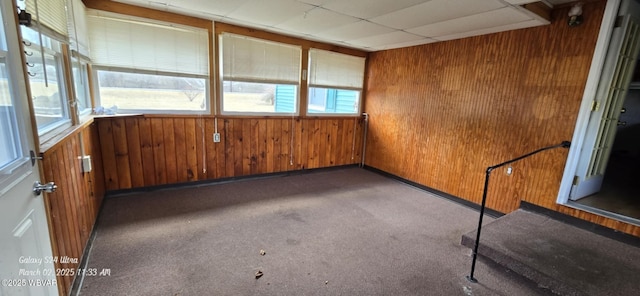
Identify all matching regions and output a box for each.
[71,57,91,116]
[308,49,365,115]
[68,0,92,117]
[96,70,207,112]
[22,27,70,134]
[87,10,210,114]
[220,33,301,115]
[0,58,20,170]
[0,6,30,189]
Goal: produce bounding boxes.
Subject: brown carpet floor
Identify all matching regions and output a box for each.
[78,167,548,295]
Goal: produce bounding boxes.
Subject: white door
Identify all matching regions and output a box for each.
[571,0,640,200]
[0,1,58,295]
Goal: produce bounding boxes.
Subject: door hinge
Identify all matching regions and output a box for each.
[590,100,600,111]
[572,176,579,185]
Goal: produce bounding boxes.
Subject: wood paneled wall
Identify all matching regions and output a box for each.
[364,1,639,236]
[96,116,364,191]
[41,122,105,295]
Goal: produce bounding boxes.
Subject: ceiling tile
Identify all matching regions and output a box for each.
[322,0,428,19]
[370,0,505,30]
[295,0,332,6]
[349,30,424,48]
[407,7,532,37]
[228,0,314,26]
[315,21,396,41]
[170,0,251,17]
[276,7,360,35]
[434,19,544,41]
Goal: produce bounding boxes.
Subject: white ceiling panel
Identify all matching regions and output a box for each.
[170,0,251,17]
[228,0,314,26]
[407,7,532,38]
[295,0,331,6]
[322,0,428,19]
[111,0,561,51]
[434,19,545,41]
[370,0,506,30]
[315,21,396,41]
[349,31,424,48]
[276,7,360,35]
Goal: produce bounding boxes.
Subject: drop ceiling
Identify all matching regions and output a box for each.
[112,0,574,51]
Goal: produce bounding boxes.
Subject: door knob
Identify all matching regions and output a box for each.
[617,121,627,126]
[33,181,56,196]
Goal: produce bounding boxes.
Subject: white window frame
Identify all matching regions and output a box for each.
[70,53,92,117]
[93,67,211,115]
[0,14,32,193]
[87,10,211,115]
[219,33,302,116]
[307,48,365,117]
[22,28,72,136]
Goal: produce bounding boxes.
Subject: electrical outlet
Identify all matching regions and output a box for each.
[213,133,221,143]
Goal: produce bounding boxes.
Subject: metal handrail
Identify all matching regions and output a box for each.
[467,141,571,283]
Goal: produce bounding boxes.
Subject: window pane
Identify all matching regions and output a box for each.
[307,87,359,115]
[0,58,21,169]
[26,49,68,132]
[222,81,297,114]
[97,70,207,112]
[72,61,91,115]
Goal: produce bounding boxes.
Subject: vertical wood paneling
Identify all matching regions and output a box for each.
[98,116,363,188]
[151,118,167,184]
[250,119,259,174]
[163,119,178,184]
[215,119,226,178]
[174,118,188,183]
[281,119,292,171]
[242,119,252,175]
[112,118,132,189]
[184,118,198,182]
[224,119,235,177]
[97,119,118,190]
[273,119,283,172]
[258,119,267,174]
[125,118,144,188]
[362,1,639,236]
[41,123,105,296]
[195,117,207,180]
[138,118,156,186]
[205,118,217,179]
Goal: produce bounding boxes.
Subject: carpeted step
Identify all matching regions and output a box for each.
[461,209,640,296]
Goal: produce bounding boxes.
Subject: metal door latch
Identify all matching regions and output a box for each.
[33,181,56,196]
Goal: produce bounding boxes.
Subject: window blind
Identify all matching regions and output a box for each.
[25,0,69,37]
[308,49,365,90]
[67,0,90,57]
[87,10,209,76]
[221,33,301,84]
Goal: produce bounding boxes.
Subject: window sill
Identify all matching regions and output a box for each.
[39,116,97,154]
